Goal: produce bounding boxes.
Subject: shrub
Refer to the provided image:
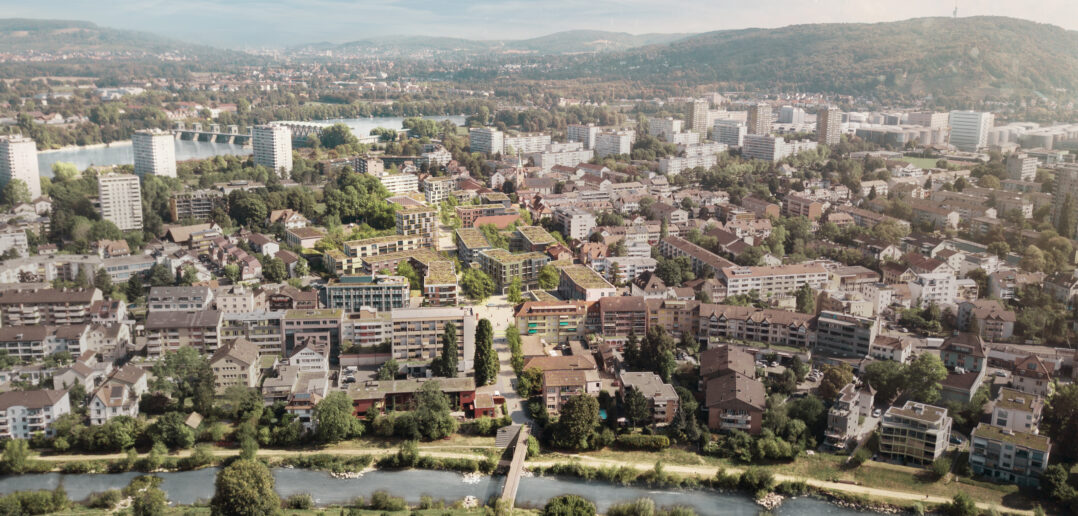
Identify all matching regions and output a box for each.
[87,489,123,509]
[615,434,670,451]
[526,435,540,459]
[542,494,596,516]
[368,490,407,511]
[60,460,100,474]
[281,454,372,474]
[606,498,655,516]
[286,494,314,510]
[712,468,740,490]
[775,481,808,496]
[946,493,978,516]
[930,457,952,480]
[738,468,774,496]
[178,444,215,470]
[847,447,871,468]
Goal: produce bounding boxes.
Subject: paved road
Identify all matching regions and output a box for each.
[472,295,531,425]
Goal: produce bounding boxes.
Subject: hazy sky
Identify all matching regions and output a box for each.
[3,0,1077,48]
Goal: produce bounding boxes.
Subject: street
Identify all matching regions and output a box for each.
[472,295,532,424]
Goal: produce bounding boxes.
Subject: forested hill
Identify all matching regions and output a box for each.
[538,16,1078,100]
[301,30,690,57]
[0,19,216,54]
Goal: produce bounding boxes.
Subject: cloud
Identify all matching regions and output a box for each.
[1,0,1075,47]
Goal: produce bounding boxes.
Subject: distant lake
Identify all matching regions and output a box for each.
[318,115,467,138]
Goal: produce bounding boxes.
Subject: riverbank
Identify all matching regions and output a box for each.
[38,141,125,153]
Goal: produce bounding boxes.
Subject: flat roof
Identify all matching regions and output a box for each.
[516,225,556,245]
[455,228,492,250]
[396,205,436,215]
[347,377,475,400]
[973,423,1051,452]
[362,249,444,267]
[424,261,457,286]
[481,248,549,265]
[561,265,615,289]
[284,308,343,320]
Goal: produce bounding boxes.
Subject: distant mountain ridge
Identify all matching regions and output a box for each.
[0,18,222,54]
[543,16,1078,98]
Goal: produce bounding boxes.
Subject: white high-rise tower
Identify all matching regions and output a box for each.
[0,135,41,199]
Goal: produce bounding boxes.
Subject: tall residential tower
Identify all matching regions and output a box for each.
[816,106,842,146]
[132,129,177,177]
[253,124,293,177]
[0,135,41,199]
[98,173,144,231]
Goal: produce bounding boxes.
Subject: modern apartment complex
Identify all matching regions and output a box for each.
[97,173,144,231]
[746,103,772,135]
[0,135,41,199]
[969,424,1050,487]
[476,249,550,292]
[0,389,71,439]
[513,301,588,343]
[742,134,819,162]
[169,189,224,222]
[713,120,747,147]
[814,311,878,358]
[719,264,829,299]
[879,401,953,465]
[595,130,633,158]
[389,307,476,372]
[253,124,293,176]
[319,275,410,312]
[469,127,504,155]
[394,205,437,248]
[949,110,994,152]
[0,288,103,326]
[816,106,842,145]
[132,129,177,177]
[567,124,600,149]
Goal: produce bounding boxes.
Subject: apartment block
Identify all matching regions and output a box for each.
[0,287,103,326]
[209,338,259,393]
[747,103,772,135]
[969,424,1050,487]
[595,130,634,158]
[658,236,736,280]
[455,228,493,266]
[949,111,994,152]
[784,194,824,220]
[253,124,293,176]
[816,106,842,145]
[144,310,223,357]
[719,264,829,299]
[511,225,557,252]
[648,118,683,141]
[514,301,589,344]
[554,207,596,241]
[557,264,616,301]
[148,286,214,312]
[0,389,70,439]
[376,171,420,195]
[543,369,602,415]
[523,142,595,172]
[132,129,177,177]
[320,275,410,312]
[504,133,552,155]
[220,311,285,355]
[879,401,953,465]
[169,189,224,222]
[597,296,647,338]
[714,120,747,147]
[98,173,144,231]
[0,135,41,199]
[1006,154,1038,181]
[476,249,549,293]
[742,134,818,162]
[423,261,458,307]
[421,176,454,204]
[389,307,476,372]
[697,304,814,349]
[394,205,436,248]
[825,382,875,450]
[567,124,600,149]
[814,311,878,358]
[469,127,504,155]
[620,371,679,424]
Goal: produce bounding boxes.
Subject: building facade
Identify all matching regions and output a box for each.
[132,129,177,177]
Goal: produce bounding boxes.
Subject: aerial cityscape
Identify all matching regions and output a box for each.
[1,2,1078,516]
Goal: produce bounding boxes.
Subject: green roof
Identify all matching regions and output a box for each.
[284,308,344,320]
[973,424,1051,452]
[424,261,457,286]
[362,249,445,267]
[516,225,556,245]
[481,248,548,265]
[396,205,436,215]
[561,264,615,289]
[455,228,492,250]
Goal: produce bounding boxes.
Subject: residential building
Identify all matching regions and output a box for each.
[421,176,454,204]
[376,171,420,195]
[648,118,683,141]
[719,264,829,299]
[347,376,476,415]
[991,387,1043,434]
[0,389,70,439]
[89,382,138,426]
[423,261,458,306]
[784,194,824,220]
[281,308,342,356]
[543,369,602,415]
[221,310,285,355]
[567,124,600,149]
[619,371,679,425]
[941,333,987,373]
[476,249,549,293]
[209,338,260,393]
[690,99,710,133]
[705,372,766,434]
[949,111,994,152]
[389,307,477,372]
[590,256,657,285]
[957,300,1016,341]
[554,207,596,241]
[320,275,409,312]
[1006,153,1038,181]
[816,106,842,145]
[169,189,224,222]
[97,173,143,231]
[0,227,28,258]
[969,424,1050,487]
[815,311,878,358]
[869,335,912,362]
[597,296,648,338]
[742,134,818,162]
[132,129,176,177]
[287,342,328,372]
[267,209,309,229]
[514,301,588,343]
[697,305,814,349]
[0,135,41,199]
[523,142,595,172]
[747,103,771,135]
[286,227,324,249]
[511,226,556,252]
[879,401,953,465]
[469,127,504,155]
[1051,166,1078,239]
[0,288,102,326]
[148,286,213,312]
[504,133,552,155]
[907,272,957,307]
[714,120,747,147]
[0,325,91,361]
[825,382,875,450]
[253,124,293,176]
[1012,355,1053,398]
[659,236,736,280]
[394,205,437,248]
[595,130,634,158]
[557,264,616,301]
[455,228,493,266]
[144,310,223,357]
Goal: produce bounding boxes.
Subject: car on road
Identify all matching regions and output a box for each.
[872,408,881,417]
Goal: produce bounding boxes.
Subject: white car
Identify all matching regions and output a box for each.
[872,409,881,417]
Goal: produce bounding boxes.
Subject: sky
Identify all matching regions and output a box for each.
[2,0,1078,48]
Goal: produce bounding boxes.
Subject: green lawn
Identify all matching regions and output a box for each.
[897,156,943,169]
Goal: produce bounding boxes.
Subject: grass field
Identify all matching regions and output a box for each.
[896,156,943,169]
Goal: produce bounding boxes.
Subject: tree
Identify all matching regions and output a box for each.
[210,459,280,516]
[1043,384,1078,460]
[905,353,948,403]
[862,360,908,402]
[319,123,359,149]
[507,278,523,304]
[795,284,815,314]
[1057,194,1076,239]
[262,258,287,283]
[817,364,853,400]
[131,486,167,516]
[1020,245,1046,272]
[376,359,399,381]
[223,264,241,284]
[537,264,560,290]
[517,367,544,397]
[946,493,978,516]
[543,495,596,516]
[147,411,196,449]
[395,261,421,290]
[554,395,599,449]
[623,387,651,428]
[414,381,458,440]
[0,439,31,474]
[315,391,362,443]
[52,162,81,182]
[987,241,1010,259]
[148,263,174,287]
[93,268,113,294]
[150,347,214,414]
[124,275,144,300]
[460,268,495,301]
[474,319,498,387]
[1,178,31,206]
[433,322,458,377]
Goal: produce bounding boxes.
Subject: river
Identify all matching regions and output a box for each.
[35,115,468,178]
[0,468,876,515]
